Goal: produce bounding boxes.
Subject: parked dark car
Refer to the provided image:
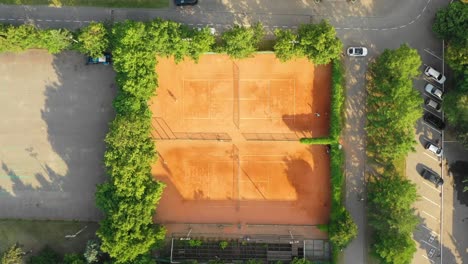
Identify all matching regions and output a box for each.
[175,0,198,6]
[423,112,445,130]
[420,167,444,187]
[86,52,112,65]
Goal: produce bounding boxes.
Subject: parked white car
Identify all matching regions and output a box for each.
[424,66,446,84]
[425,142,443,157]
[347,47,368,57]
[424,83,443,100]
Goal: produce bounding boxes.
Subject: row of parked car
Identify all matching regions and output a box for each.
[420,66,446,187]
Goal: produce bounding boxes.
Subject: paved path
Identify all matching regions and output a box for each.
[0,0,456,263]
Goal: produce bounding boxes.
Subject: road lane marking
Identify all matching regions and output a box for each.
[422,196,440,207]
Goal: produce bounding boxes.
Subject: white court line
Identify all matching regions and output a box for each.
[422,210,439,220]
[422,255,435,264]
[422,196,440,207]
[422,181,441,192]
[423,152,439,162]
[420,239,438,249]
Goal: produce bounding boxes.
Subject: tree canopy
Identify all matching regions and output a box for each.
[367,170,419,264]
[273,29,302,62]
[76,22,109,57]
[220,23,265,59]
[1,244,24,264]
[297,20,342,65]
[366,44,422,162]
[432,1,468,43]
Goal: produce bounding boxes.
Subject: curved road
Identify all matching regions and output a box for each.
[0,0,453,263]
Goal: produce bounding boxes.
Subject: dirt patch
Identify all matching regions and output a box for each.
[151,53,331,232]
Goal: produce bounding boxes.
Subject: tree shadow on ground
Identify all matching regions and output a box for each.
[0,50,116,221]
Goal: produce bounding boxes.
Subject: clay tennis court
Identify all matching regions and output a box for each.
[151,53,331,226]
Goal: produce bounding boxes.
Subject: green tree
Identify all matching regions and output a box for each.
[290,258,312,264]
[432,1,468,43]
[27,246,60,264]
[83,240,101,264]
[63,253,85,264]
[329,207,358,251]
[38,29,72,54]
[443,91,468,129]
[273,29,303,62]
[220,23,264,59]
[219,241,229,250]
[76,22,109,57]
[366,44,422,162]
[188,27,216,62]
[367,170,419,264]
[1,244,24,264]
[297,20,342,65]
[445,41,468,72]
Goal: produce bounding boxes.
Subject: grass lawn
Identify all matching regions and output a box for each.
[0,219,98,255]
[0,0,169,8]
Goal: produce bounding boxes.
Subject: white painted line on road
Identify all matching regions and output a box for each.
[422,196,440,207]
[381,28,388,31]
[420,239,438,250]
[443,140,458,143]
[45,19,52,22]
[65,20,71,22]
[416,14,422,19]
[408,20,415,25]
[422,181,441,192]
[372,28,378,31]
[422,255,435,264]
[282,26,288,28]
[399,25,407,28]
[423,152,439,162]
[421,225,440,236]
[73,20,81,23]
[0,18,5,21]
[17,18,24,21]
[422,210,439,221]
[36,19,42,21]
[8,18,14,21]
[422,5,427,13]
[391,27,398,29]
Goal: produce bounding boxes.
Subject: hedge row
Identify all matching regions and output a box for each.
[300,59,357,260]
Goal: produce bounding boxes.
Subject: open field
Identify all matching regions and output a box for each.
[0,219,98,255]
[0,0,168,8]
[151,53,331,231]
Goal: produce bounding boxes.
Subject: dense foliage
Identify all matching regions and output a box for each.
[367,170,418,264]
[220,23,264,59]
[433,1,468,148]
[1,244,24,264]
[27,246,60,264]
[366,44,422,162]
[62,253,86,264]
[432,1,468,43]
[75,22,109,57]
[0,24,72,53]
[274,20,342,65]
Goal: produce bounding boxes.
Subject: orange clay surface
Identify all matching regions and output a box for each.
[151,53,331,226]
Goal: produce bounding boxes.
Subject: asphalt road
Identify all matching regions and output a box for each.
[0,0,461,263]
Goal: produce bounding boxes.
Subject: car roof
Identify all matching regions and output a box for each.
[426,67,440,76]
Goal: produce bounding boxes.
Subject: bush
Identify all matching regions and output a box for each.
[188,239,203,247]
[219,241,229,250]
[0,24,72,54]
[27,246,60,264]
[273,29,302,62]
[63,253,85,264]
[1,244,24,264]
[330,59,345,141]
[75,22,109,57]
[300,137,333,145]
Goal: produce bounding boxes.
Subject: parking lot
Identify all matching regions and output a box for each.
[0,50,115,221]
[406,43,445,264]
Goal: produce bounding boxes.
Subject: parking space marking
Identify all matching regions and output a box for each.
[420,239,438,249]
[424,48,443,61]
[422,181,441,192]
[422,196,440,207]
[423,152,439,162]
[422,210,439,221]
[422,255,436,264]
[420,224,440,236]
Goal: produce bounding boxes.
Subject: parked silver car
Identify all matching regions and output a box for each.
[424,83,443,100]
[424,66,446,84]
